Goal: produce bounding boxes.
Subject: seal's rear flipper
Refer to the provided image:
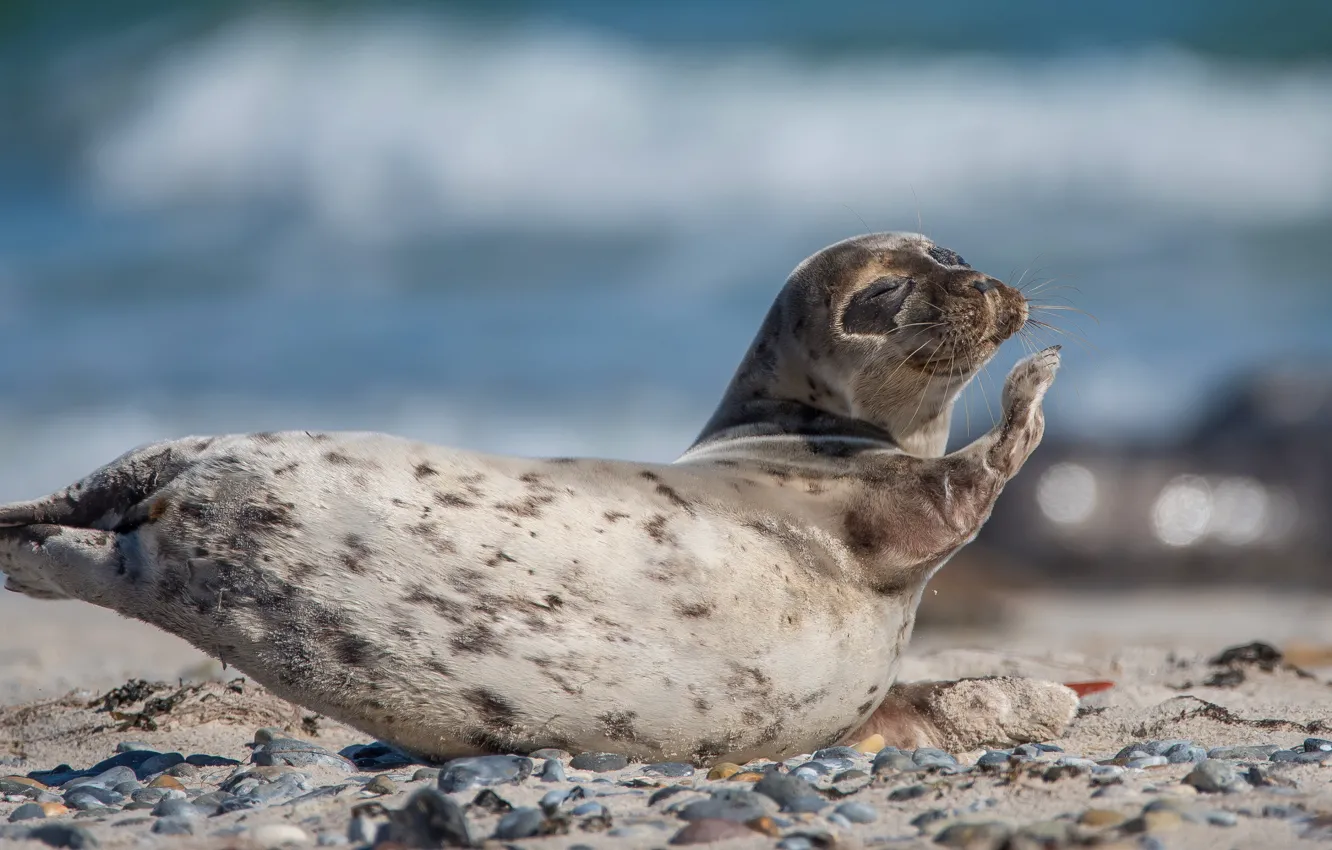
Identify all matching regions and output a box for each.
[848,677,1078,752]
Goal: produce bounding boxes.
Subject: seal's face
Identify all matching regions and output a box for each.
[833,238,1028,374]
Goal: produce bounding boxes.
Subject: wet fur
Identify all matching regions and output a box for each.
[0,232,1058,765]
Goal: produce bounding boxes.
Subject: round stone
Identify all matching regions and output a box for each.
[1206,810,1239,827]
[834,801,877,824]
[1184,760,1249,794]
[669,819,755,845]
[872,750,915,774]
[539,759,566,782]
[1079,809,1127,829]
[382,788,473,848]
[365,776,397,795]
[254,727,286,745]
[754,773,826,813]
[1206,745,1280,760]
[678,792,772,823]
[912,748,958,768]
[494,807,544,840]
[1126,756,1169,769]
[706,763,741,780]
[569,753,628,772]
[152,817,195,836]
[437,756,534,792]
[411,768,441,783]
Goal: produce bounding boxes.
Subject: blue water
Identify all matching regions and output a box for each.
[1,3,1331,500]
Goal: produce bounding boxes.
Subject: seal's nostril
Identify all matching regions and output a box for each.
[973,279,998,294]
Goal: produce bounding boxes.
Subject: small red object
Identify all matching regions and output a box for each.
[1063,680,1115,697]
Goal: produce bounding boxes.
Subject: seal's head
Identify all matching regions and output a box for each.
[700,232,1030,457]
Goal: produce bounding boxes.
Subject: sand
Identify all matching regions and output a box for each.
[3,588,1332,848]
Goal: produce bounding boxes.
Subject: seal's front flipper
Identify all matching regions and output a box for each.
[846,677,1078,752]
[0,524,130,609]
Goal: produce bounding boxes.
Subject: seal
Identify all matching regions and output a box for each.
[0,232,1062,765]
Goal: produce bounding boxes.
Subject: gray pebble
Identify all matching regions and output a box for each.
[163,763,200,779]
[132,788,185,805]
[1305,738,1332,752]
[911,809,949,831]
[1115,743,1150,760]
[115,742,154,754]
[539,759,566,783]
[111,780,140,795]
[494,807,545,840]
[935,822,1011,849]
[190,791,234,813]
[0,779,43,799]
[640,762,694,777]
[871,750,915,774]
[253,740,354,773]
[137,753,185,777]
[411,768,441,783]
[26,824,99,848]
[912,748,958,767]
[1207,745,1280,760]
[1035,743,1063,753]
[1013,744,1044,759]
[977,751,1014,768]
[254,727,285,745]
[1206,810,1239,827]
[754,773,826,813]
[7,803,48,823]
[152,816,195,836]
[1125,756,1169,769]
[437,755,534,792]
[569,753,628,772]
[1165,744,1208,764]
[184,754,240,767]
[571,802,606,817]
[834,801,877,824]
[65,789,124,810]
[827,813,851,829]
[1185,759,1250,793]
[382,788,473,847]
[151,797,205,819]
[777,838,814,850]
[64,765,137,790]
[538,786,582,815]
[888,784,929,801]
[678,790,772,822]
[1271,749,1332,764]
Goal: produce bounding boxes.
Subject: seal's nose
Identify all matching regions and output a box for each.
[973,278,1000,294]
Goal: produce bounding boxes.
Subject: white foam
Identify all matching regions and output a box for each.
[85,14,1332,240]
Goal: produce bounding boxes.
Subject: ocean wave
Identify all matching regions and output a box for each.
[83,14,1332,240]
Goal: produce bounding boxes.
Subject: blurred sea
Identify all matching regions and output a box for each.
[2,1,1331,501]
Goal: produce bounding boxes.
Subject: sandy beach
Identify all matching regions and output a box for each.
[3,588,1332,848]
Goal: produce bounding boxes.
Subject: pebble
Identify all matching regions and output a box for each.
[26,823,100,848]
[1184,759,1250,794]
[1125,755,1169,769]
[364,775,397,795]
[130,788,184,805]
[538,786,581,814]
[411,768,441,783]
[250,824,311,846]
[528,748,570,761]
[436,755,534,792]
[162,764,199,780]
[888,783,929,801]
[151,797,206,819]
[1207,745,1280,760]
[569,752,628,772]
[1206,810,1239,827]
[934,821,1011,849]
[115,742,153,754]
[254,727,286,745]
[706,763,741,780]
[834,801,877,824]
[152,817,195,836]
[753,773,826,813]
[1079,809,1127,828]
[872,750,916,773]
[252,739,354,773]
[678,790,773,823]
[65,766,137,791]
[539,759,566,782]
[137,753,185,776]
[912,748,958,768]
[185,753,240,767]
[1305,737,1332,752]
[494,807,545,840]
[1165,744,1209,764]
[381,788,473,847]
[1126,810,1182,834]
[9,802,52,822]
[977,751,1015,769]
[1271,749,1332,764]
[669,818,755,845]
[811,746,862,761]
[641,762,695,777]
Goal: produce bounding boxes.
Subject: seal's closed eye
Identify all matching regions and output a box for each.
[842,275,912,335]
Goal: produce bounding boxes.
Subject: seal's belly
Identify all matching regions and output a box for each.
[143,432,909,762]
